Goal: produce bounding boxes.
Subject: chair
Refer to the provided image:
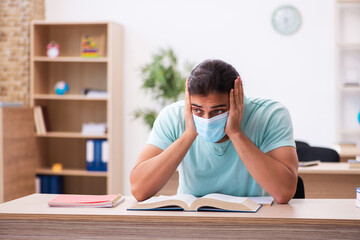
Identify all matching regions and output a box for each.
[293,140,340,199]
[295,141,340,162]
[293,176,305,199]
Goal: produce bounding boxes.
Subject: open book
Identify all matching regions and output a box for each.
[48,193,124,208]
[128,193,273,212]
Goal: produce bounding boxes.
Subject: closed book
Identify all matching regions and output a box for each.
[36,106,47,134]
[299,160,321,167]
[39,175,48,193]
[86,140,95,171]
[49,176,63,194]
[348,159,360,169]
[34,106,45,134]
[38,175,63,194]
[94,140,102,171]
[48,193,124,208]
[82,49,98,53]
[33,107,40,134]
[101,140,108,171]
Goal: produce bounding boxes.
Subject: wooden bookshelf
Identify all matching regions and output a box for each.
[335,1,360,148]
[30,21,123,195]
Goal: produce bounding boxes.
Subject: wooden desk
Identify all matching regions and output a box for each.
[0,108,36,203]
[158,163,360,199]
[0,194,359,239]
[299,163,360,199]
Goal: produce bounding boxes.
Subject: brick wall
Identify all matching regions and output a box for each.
[0,0,44,105]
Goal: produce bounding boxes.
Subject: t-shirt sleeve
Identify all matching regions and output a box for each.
[146,104,183,151]
[260,104,296,153]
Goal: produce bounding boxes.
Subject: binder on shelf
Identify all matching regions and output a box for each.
[101,140,108,171]
[86,139,108,171]
[86,140,95,171]
[36,175,64,194]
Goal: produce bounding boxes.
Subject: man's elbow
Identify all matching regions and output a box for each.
[274,183,297,204]
[131,184,149,202]
[274,194,292,204]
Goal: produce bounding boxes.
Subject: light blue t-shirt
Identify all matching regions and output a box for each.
[147,96,295,197]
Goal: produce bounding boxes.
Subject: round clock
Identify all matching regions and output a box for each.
[272,5,301,35]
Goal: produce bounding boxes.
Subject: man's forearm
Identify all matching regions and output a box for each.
[130,130,197,201]
[229,131,297,203]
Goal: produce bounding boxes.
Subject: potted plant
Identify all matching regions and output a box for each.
[134,48,192,129]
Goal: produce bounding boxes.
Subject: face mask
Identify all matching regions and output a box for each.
[193,112,229,142]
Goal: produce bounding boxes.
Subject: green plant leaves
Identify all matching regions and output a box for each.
[134,48,192,130]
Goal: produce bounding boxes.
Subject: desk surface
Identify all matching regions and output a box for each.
[0,194,360,239]
[298,162,360,174]
[0,194,359,225]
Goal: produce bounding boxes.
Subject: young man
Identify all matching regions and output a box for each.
[130,59,298,203]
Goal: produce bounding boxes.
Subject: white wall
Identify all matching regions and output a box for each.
[45,0,336,195]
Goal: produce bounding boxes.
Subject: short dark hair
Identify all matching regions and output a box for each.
[188,59,239,96]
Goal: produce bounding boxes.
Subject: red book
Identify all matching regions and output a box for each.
[48,194,124,208]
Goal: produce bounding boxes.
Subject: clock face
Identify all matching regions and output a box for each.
[272,5,301,35]
[47,47,59,58]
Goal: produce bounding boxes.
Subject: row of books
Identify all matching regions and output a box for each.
[86,139,108,171]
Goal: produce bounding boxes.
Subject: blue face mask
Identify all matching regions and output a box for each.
[193,112,229,142]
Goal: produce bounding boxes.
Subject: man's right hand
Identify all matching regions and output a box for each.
[184,78,198,139]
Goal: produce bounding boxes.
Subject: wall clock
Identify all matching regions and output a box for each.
[272,5,301,35]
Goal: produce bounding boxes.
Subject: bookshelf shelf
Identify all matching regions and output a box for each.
[34,94,108,101]
[30,21,123,195]
[337,86,360,92]
[340,129,360,134]
[35,131,108,139]
[36,168,107,177]
[337,43,360,49]
[33,56,108,62]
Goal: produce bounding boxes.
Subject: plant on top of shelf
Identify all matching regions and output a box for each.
[134,48,193,130]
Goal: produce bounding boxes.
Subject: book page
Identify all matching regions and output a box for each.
[191,193,260,212]
[201,194,274,205]
[248,196,274,205]
[200,193,248,204]
[139,194,198,207]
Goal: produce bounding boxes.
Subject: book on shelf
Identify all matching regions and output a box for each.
[33,106,50,134]
[82,122,107,135]
[82,88,108,98]
[299,160,321,167]
[128,193,274,212]
[356,188,360,209]
[48,193,124,208]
